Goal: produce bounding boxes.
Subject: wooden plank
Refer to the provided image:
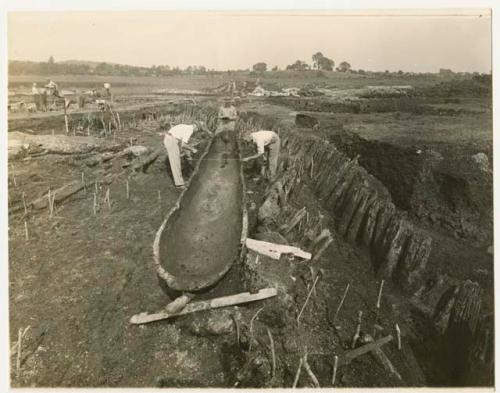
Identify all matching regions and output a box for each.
[340,334,393,366]
[246,238,311,261]
[130,287,277,325]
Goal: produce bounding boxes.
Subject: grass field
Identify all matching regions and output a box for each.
[8,70,467,95]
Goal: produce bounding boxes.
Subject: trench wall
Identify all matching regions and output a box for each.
[280,131,432,292]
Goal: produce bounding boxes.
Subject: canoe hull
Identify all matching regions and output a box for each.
[153,134,248,293]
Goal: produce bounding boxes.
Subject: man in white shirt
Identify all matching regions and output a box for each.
[161,122,212,188]
[242,130,281,180]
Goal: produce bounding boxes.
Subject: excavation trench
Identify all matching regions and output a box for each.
[232,112,493,387]
[8,102,492,387]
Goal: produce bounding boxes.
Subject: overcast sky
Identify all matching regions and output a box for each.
[7,10,491,73]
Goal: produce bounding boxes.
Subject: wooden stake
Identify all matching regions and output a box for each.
[332,355,339,386]
[333,283,350,323]
[158,190,161,203]
[292,358,303,388]
[63,103,69,135]
[303,353,320,388]
[24,221,29,241]
[126,181,130,199]
[376,280,385,309]
[267,328,276,379]
[93,192,97,215]
[22,192,27,214]
[395,323,401,350]
[51,192,56,215]
[351,310,363,348]
[297,274,320,325]
[312,236,333,262]
[105,188,111,209]
[309,266,317,297]
[13,174,17,187]
[24,220,30,241]
[16,327,22,377]
[249,306,265,351]
[47,189,53,217]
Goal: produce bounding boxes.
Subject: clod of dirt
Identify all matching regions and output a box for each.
[258,188,281,222]
[471,153,490,173]
[295,113,320,128]
[188,309,238,337]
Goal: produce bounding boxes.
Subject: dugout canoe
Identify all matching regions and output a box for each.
[153,135,248,292]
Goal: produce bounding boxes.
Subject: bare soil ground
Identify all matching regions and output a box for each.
[8,72,493,387]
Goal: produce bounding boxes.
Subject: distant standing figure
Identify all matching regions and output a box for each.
[161,122,212,188]
[216,98,238,145]
[242,130,281,180]
[104,83,112,102]
[45,78,59,96]
[32,83,41,111]
[45,78,60,109]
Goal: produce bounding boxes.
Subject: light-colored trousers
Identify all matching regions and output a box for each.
[163,134,184,186]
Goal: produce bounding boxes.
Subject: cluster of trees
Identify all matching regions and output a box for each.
[312,52,334,71]
[9,56,212,77]
[11,54,354,77]
[9,59,96,76]
[253,53,352,73]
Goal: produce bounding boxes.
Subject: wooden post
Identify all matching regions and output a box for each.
[93,192,97,215]
[24,221,29,241]
[333,283,350,323]
[331,355,339,386]
[16,327,22,377]
[395,323,401,350]
[63,101,69,135]
[297,274,321,324]
[376,280,385,309]
[22,192,28,214]
[352,310,363,348]
[292,358,303,388]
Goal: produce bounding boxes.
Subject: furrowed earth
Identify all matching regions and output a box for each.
[8,71,493,387]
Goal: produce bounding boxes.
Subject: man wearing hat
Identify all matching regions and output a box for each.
[242,130,281,180]
[160,121,212,188]
[45,78,61,109]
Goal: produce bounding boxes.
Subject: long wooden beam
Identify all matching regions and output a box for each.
[130,287,277,325]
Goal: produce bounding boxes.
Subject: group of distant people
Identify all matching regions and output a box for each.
[160,97,280,188]
[31,78,60,111]
[30,79,113,112]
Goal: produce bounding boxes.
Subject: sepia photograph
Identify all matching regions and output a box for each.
[3,4,495,390]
